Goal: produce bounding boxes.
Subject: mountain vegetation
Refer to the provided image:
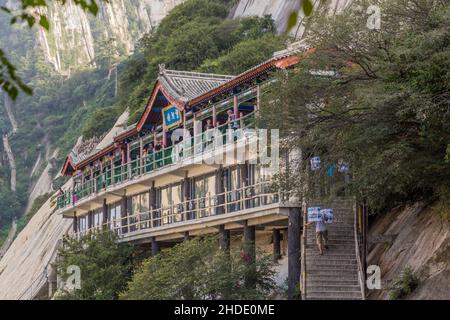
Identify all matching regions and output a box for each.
[0,0,286,243]
[56,232,277,300]
[261,0,450,213]
[120,235,277,300]
[55,231,134,300]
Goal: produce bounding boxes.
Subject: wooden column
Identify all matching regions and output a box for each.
[73,213,78,233]
[139,137,144,174]
[111,156,115,184]
[212,105,217,127]
[162,129,167,147]
[256,85,261,112]
[127,143,131,178]
[121,195,128,234]
[243,220,256,288]
[87,211,93,230]
[215,167,224,215]
[183,174,190,221]
[90,166,94,193]
[233,95,239,119]
[288,207,301,300]
[240,163,248,210]
[149,181,156,227]
[102,199,108,227]
[273,229,282,262]
[121,148,126,165]
[151,236,159,256]
[218,224,230,251]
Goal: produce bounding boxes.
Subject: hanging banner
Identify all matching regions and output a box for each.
[162,105,182,130]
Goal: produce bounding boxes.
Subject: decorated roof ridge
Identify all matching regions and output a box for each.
[158,64,235,103]
[62,49,304,175]
[187,47,305,107]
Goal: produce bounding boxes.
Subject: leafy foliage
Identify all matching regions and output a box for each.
[55,231,134,300]
[261,0,450,211]
[388,266,419,299]
[198,34,286,75]
[120,236,278,300]
[0,0,284,233]
[119,0,282,122]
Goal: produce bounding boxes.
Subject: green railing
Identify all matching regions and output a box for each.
[57,111,257,210]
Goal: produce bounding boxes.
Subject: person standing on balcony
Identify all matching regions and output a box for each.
[305,215,329,255]
[205,118,213,131]
[226,109,239,130]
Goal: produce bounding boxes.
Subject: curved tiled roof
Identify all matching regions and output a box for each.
[158,65,235,103]
[63,44,305,175]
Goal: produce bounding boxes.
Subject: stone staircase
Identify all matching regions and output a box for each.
[303,198,364,300]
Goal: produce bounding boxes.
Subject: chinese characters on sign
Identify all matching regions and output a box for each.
[162,105,182,130]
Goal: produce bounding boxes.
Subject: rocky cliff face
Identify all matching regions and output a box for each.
[36,0,184,72]
[368,203,450,299]
[38,0,354,73]
[231,0,352,38]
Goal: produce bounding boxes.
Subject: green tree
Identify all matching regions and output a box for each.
[199,34,287,75]
[55,231,134,300]
[120,236,277,300]
[261,0,450,211]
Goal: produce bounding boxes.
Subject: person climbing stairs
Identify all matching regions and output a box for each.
[303,198,364,300]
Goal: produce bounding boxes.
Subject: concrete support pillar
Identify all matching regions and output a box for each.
[273,229,282,262]
[184,231,190,241]
[218,224,230,251]
[151,237,159,256]
[243,220,256,288]
[288,207,301,300]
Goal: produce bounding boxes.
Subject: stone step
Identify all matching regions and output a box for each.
[306,264,359,272]
[305,244,356,250]
[305,252,357,258]
[307,274,359,282]
[306,237,355,246]
[306,292,362,300]
[306,268,360,276]
[306,260,357,267]
[306,254,356,265]
[306,235,355,240]
[305,233,354,237]
[307,280,360,287]
[305,253,356,259]
[306,284,362,292]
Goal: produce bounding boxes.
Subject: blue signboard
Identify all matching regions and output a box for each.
[162,105,182,130]
[307,207,322,222]
[310,156,321,171]
[320,208,334,224]
[308,207,334,223]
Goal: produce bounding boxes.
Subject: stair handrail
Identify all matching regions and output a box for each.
[353,197,366,299]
